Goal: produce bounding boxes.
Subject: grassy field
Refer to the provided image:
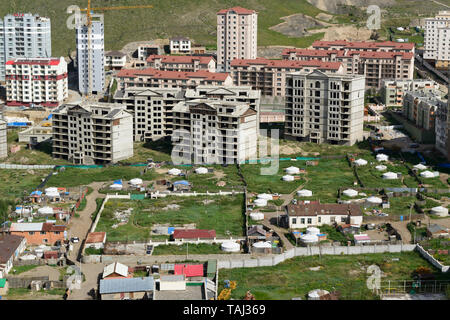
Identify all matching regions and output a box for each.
[152,243,226,255]
[46,166,162,187]
[181,165,244,192]
[240,161,306,194]
[5,288,66,300]
[218,251,448,300]
[299,158,356,203]
[0,169,50,200]
[120,141,173,164]
[10,265,39,275]
[96,194,245,242]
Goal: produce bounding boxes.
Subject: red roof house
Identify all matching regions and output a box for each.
[172,229,216,240]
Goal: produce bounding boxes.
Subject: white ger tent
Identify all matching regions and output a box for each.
[297,189,313,197]
[195,167,208,174]
[430,206,449,217]
[382,172,398,180]
[343,189,358,197]
[168,168,182,176]
[285,166,300,175]
[282,175,295,182]
[367,196,383,204]
[354,159,368,166]
[376,154,389,162]
[221,242,240,252]
[375,165,387,171]
[250,212,264,221]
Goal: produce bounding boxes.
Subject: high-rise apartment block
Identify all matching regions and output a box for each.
[114,85,260,142]
[172,99,258,164]
[285,70,365,146]
[381,79,439,107]
[217,7,257,72]
[5,57,68,107]
[0,13,51,81]
[424,11,450,68]
[76,18,105,95]
[282,41,414,89]
[52,103,133,164]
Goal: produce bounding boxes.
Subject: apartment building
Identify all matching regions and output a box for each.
[113,85,260,141]
[282,47,414,88]
[217,7,257,72]
[146,55,216,73]
[381,79,439,107]
[402,91,445,129]
[231,58,344,97]
[311,40,415,53]
[137,44,160,61]
[424,11,450,68]
[169,37,191,54]
[5,57,68,107]
[172,99,258,164]
[76,18,105,95]
[105,51,127,70]
[285,70,365,146]
[435,101,447,157]
[116,68,232,91]
[52,102,133,164]
[0,13,51,81]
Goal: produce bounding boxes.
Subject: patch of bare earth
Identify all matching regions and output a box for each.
[269,13,329,38]
[309,25,373,41]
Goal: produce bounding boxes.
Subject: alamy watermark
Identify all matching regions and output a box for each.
[66,5,104,30]
[366,5,381,30]
[366,264,381,291]
[66,265,83,290]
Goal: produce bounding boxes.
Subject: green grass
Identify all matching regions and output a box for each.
[420,238,450,266]
[300,158,356,203]
[119,141,173,164]
[46,166,160,187]
[96,194,245,242]
[218,251,447,300]
[91,198,105,221]
[240,161,306,194]
[10,265,39,275]
[84,247,104,255]
[0,169,51,200]
[181,165,244,192]
[152,243,226,255]
[6,288,66,300]
[381,196,439,216]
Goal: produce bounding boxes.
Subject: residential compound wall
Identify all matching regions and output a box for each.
[381,79,439,107]
[172,99,258,164]
[217,7,257,72]
[76,18,104,95]
[113,85,260,142]
[146,55,216,73]
[117,68,232,91]
[282,42,414,89]
[5,57,68,107]
[0,13,51,81]
[52,103,133,164]
[285,70,365,146]
[424,11,450,68]
[231,58,344,97]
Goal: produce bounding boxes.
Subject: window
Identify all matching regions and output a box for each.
[307,218,312,224]
[318,217,321,223]
[40,231,46,235]
[29,231,35,235]
[301,218,305,224]
[292,218,297,224]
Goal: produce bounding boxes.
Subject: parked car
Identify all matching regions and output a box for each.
[71,237,80,243]
[410,143,419,148]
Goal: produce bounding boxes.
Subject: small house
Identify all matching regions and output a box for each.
[9,223,65,245]
[99,277,155,300]
[247,225,267,242]
[426,224,449,238]
[172,180,191,191]
[85,232,107,249]
[0,234,26,278]
[338,224,360,235]
[174,264,204,278]
[103,262,132,279]
[159,275,186,291]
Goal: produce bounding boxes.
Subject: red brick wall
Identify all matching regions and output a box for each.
[10,231,64,245]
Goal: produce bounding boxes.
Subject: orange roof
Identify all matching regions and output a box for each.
[282,48,413,60]
[117,68,230,81]
[231,58,342,70]
[217,6,256,15]
[86,232,106,244]
[312,40,414,50]
[146,54,215,65]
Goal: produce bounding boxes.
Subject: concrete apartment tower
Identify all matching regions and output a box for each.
[76,17,105,95]
[285,70,365,146]
[216,7,257,72]
[0,13,51,81]
[424,11,450,68]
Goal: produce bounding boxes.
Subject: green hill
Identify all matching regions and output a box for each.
[2,0,328,57]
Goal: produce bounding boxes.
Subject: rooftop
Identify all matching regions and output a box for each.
[99,277,154,294]
[6,57,62,66]
[287,203,362,217]
[117,68,230,81]
[0,234,25,264]
[217,6,256,15]
[146,54,214,64]
[231,58,342,70]
[312,40,415,50]
[86,232,106,244]
[172,229,216,239]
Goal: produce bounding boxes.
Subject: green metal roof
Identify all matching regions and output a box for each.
[206,260,217,275]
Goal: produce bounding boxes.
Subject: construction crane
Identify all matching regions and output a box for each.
[79,0,153,97]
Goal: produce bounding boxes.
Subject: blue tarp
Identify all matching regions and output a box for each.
[7,122,29,127]
[113,179,122,185]
[30,191,42,196]
[417,152,426,164]
[438,163,450,168]
[168,227,175,234]
[47,114,53,120]
[173,180,189,185]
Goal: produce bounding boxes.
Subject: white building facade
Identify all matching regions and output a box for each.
[0,13,51,81]
[5,57,68,107]
[217,7,257,72]
[285,70,365,146]
[424,11,450,68]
